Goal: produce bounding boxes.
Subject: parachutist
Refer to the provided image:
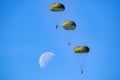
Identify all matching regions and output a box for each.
[56,25,58,30]
[80,70,84,75]
[68,42,70,46]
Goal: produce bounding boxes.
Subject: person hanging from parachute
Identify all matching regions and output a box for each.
[80,70,84,75]
[68,42,71,46]
[73,46,90,75]
[56,24,58,30]
[62,20,76,45]
[50,3,65,30]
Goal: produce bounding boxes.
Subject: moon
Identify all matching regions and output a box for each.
[39,52,55,68]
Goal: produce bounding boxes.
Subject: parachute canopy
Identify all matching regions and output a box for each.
[50,3,65,12]
[62,20,76,30]
[73,46,89,53]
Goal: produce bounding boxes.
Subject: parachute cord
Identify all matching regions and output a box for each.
[73,54,89,77]
[57,12,64,26]
[81,54,89,70]
[62,30,71,45]
[72,54,82,75]
[62,29,76,46]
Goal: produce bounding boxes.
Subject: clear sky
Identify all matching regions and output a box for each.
[0,0,120,80]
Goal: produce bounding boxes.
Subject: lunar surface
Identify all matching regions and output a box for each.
[39,52,54,68]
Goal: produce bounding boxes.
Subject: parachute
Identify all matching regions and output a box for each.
[73,46,90,75]
[50,3,65,12]
[74,46,89,53]
[62,20,76,30]
[62,20,76,45]
[49,3,65,29]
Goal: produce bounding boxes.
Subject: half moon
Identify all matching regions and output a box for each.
[39,52,55,68]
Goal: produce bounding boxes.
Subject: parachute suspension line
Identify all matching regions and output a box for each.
[64,31,74,46]
[62,29,71,46]
[57,12,65,26]
[74,54,89,73]
[53,13,62,27]
[73,54,84,76]
[80,54,89,70]
[69,30,75,44]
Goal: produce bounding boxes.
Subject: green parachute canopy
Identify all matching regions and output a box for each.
[73,46,89,53]
[62,20,76,30]
[50,3,65,12]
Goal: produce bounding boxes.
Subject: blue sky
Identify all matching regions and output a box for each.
[0,0,120,80]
